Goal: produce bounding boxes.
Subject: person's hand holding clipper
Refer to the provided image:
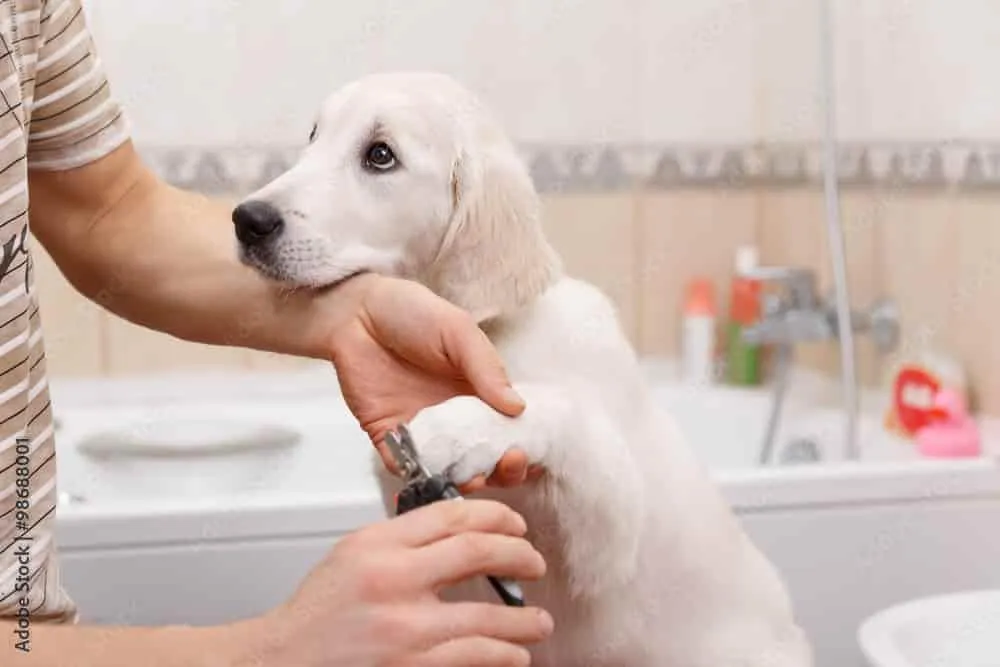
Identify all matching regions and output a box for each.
[385,425,528,606]
[237,499,551,667]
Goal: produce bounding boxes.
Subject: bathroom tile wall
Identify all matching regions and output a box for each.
[34,1,1000,414]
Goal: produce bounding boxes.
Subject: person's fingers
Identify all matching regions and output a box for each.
[442,314,525,418]
[458,475,488,494]
[405,602,553,647]
[373,439,402,476]
[374,499,527,548]
[412,637,532,667]
[459,453,542,493]
[487,451,529,488]
[414,532,546,590]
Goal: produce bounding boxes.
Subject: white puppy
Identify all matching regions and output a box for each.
[233,71,813,667]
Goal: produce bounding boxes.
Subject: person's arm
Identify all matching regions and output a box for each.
[29,143,536,457]
[29,143,341,360]
[1,499,551,667]
[11,0,539,656]
[29,143,537,485]
[0,621,231,667]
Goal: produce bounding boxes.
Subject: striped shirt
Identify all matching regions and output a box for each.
[0,0,130,624]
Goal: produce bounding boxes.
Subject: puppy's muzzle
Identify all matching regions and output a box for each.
[232,200,284,247]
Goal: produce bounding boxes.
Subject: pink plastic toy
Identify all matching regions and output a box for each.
[915,388,981,458]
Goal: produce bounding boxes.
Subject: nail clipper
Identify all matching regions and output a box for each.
[383,424,526,607]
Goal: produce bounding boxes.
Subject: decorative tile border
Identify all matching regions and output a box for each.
[138,142,1000,195]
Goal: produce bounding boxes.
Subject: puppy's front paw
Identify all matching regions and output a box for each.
[406,396,514,485]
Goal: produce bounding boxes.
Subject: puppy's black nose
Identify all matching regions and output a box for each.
[232,200,284,246]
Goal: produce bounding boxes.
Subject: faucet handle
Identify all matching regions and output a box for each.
[762,292,784,317]
[864,298,901,354]
[741,265,818,308]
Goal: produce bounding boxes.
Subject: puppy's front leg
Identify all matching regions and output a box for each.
[407,382,644,598]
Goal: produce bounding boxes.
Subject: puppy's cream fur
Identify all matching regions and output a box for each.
[238,71,813,667]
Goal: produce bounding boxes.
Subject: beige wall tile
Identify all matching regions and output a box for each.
[836,191,887,386]
[876,191,959,363]
[32,241,105,377]
[950,194,1000,414]
[758,189,827,276]
[637,190,759,356]
[540,193,640,345]
[864,190,1000,416]
[837,192,882,309]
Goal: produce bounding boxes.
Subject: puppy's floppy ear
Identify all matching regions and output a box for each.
[429,145,560,321]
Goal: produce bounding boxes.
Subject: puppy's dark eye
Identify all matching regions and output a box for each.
[364,142,397,171]
[308,124,317,143]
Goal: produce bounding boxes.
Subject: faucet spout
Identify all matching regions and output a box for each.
[740,309,835,347]
[736,263,900,466]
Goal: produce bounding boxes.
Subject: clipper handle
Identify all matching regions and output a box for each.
[395,475,526,607]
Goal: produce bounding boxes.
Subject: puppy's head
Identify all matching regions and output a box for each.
[233,71,559,320]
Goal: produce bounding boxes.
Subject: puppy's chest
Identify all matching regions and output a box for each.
[486,322,584,383]
[484,285,636,386]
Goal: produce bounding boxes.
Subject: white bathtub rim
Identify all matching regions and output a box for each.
[719,455,1000,511]
[48,364,1000,547]
[55,490,387,550]
[55,453,1000,550]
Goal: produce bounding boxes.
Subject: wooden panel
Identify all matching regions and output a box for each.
[637,190,759,357]
[541,193,640,345]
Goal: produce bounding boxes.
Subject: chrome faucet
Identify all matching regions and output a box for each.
[739,265,900,464]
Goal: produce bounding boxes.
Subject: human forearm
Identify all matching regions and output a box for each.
[0,620,251,667]
[28,142,366,359]
[0,499,550,667]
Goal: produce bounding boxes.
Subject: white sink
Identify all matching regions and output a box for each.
[859,590,1000,667]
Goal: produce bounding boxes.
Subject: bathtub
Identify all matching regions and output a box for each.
[49,359,1000,667]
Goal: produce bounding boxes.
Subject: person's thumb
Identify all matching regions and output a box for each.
[444,316,525,417]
